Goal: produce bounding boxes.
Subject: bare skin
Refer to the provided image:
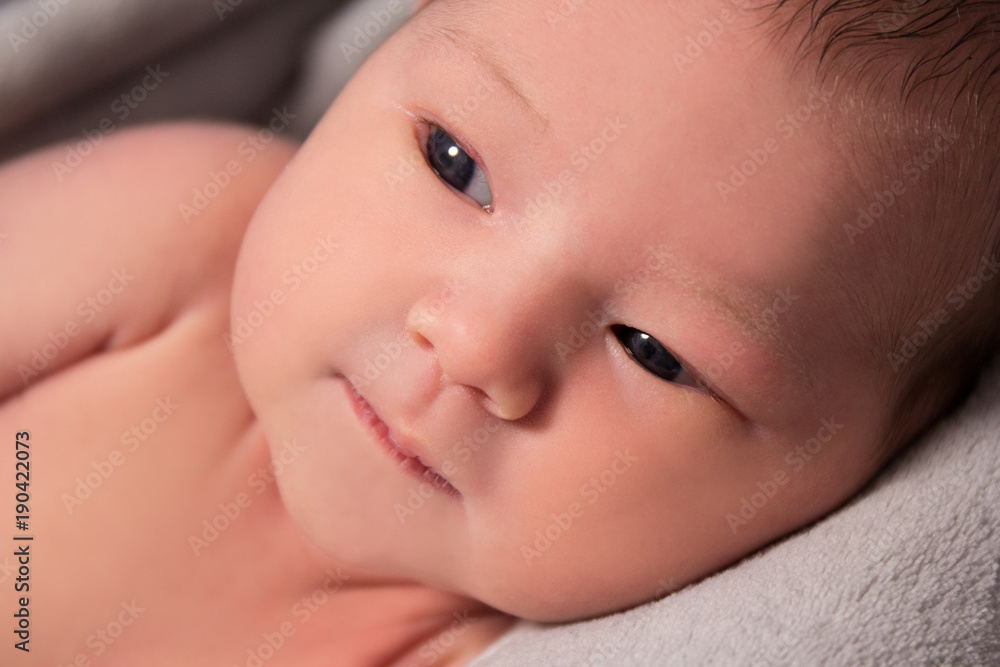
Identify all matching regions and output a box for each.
[0,124,513,666]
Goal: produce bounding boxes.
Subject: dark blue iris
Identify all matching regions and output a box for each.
[612,324,687,382]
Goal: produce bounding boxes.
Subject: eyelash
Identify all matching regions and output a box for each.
[611,325,717,397]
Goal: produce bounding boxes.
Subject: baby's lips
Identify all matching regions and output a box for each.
[343,374,459,493]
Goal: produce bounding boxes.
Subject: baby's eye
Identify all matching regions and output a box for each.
[611,324,702,389]
[425,126,494,213]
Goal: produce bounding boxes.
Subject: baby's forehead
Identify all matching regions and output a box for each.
[411,0,774,107]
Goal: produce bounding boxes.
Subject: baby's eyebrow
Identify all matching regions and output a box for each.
[412,17,550,129]
[652,249,815,394]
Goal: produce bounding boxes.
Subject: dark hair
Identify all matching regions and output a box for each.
[759,0,1000,459]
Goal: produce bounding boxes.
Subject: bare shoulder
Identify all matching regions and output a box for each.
[0,122,297,399]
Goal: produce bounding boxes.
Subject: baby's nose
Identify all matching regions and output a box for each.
[404,265,584,421]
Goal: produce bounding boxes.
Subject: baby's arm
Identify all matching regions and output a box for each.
[0,123,296,401]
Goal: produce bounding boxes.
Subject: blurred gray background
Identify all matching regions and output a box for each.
[0,0,414,161]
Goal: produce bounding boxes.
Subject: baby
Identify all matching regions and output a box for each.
[2,0,998,664]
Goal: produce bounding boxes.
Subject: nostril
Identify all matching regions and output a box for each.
[466,384,496,412]
[478,378,544,422]
[409,327,434,353]
[405,309,435,350]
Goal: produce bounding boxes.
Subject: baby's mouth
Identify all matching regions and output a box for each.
[343,378,461,500]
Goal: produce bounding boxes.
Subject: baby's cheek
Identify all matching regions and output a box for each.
[464,409,793,620]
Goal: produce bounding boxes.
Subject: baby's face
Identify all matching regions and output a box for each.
[233,0,893,620]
